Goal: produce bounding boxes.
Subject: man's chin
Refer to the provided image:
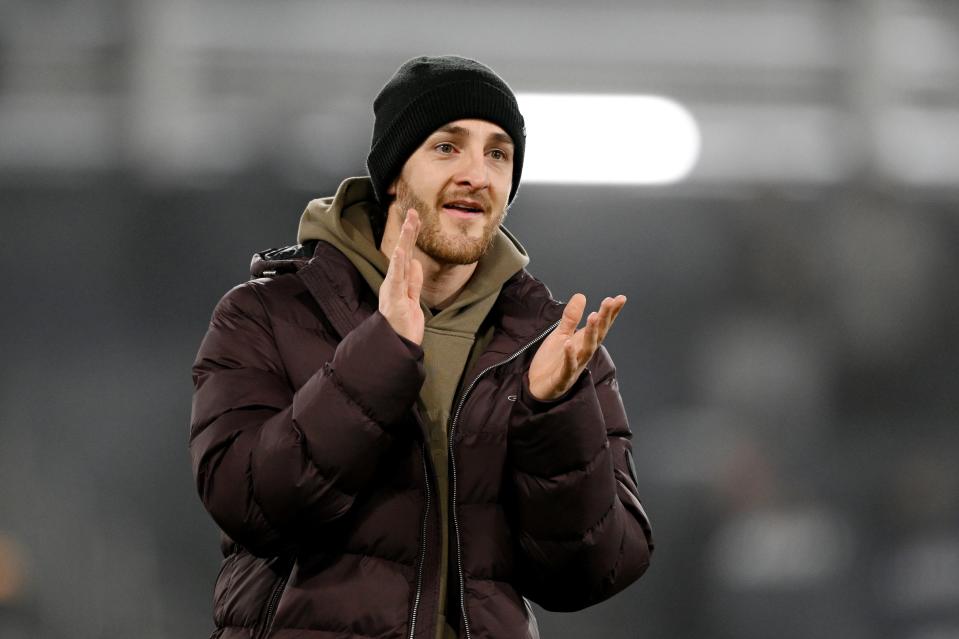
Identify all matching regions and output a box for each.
[418,233,496,266]
[420,245,484,266]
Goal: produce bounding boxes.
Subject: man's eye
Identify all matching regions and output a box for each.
[490,149,508,161]
[435,143,454,154]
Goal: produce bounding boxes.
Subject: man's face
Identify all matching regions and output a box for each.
[388,119,514,265]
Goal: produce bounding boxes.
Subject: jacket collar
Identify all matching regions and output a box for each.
[296,241,376,340]
[483,270,564,354]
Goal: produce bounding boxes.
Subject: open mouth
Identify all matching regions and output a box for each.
[442,200,485,217]
[445,204,482,212]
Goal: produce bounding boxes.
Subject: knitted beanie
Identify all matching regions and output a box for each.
[366,55,526,206]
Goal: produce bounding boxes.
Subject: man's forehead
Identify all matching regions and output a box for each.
[429,119,514,146]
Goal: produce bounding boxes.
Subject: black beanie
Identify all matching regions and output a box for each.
[366,55,526,207]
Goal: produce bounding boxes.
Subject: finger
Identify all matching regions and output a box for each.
[598,295,627,343]
[397,210,421,272]
[408,256,423,302]
[391,245,406,287]
[559,293,586,336]
[570,313,593,367]
[597,297,614,334]
[404,208,419,254]
[610,295,626,323]
[608,294,627,323]
[597,297,617,340]
[383,244,396,283]
[613,294,627,310]
[579,311,601,363]
[403,210,419,283]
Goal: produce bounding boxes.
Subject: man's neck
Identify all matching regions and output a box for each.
[415,257,477,310]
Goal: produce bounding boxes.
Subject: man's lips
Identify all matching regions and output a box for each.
[442,199,486,218]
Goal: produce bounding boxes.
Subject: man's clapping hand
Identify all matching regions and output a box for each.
[380,209,425,345]
[528,294,626,402]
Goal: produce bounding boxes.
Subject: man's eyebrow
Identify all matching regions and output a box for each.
[432,124,515,148]
[435,124,468,137]
[489,132,515,148]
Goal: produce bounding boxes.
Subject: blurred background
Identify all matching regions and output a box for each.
[2,1,959,638]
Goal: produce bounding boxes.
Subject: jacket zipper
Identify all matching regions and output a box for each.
[255,572,287,639]
[408,443,432,639]
[448,319,561,639]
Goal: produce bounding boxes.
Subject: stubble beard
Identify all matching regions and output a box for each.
[394,177,506,266]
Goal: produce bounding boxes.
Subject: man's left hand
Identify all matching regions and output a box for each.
[527,294,627,402]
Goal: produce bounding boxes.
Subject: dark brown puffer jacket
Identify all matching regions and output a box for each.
[190,240,653,639]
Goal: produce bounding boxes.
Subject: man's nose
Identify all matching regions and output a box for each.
[453,150,489,190]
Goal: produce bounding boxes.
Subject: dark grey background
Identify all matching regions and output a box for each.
[2,1,958,638]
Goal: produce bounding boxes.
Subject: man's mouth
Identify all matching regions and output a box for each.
[442,200,485,217]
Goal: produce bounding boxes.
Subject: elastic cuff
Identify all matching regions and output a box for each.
[330,311,426,424]
[520,369,588,413]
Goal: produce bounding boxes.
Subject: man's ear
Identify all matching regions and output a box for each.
[387,177,397,196]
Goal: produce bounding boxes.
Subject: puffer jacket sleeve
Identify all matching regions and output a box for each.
[507,344,653,611]
[190,280,425,557]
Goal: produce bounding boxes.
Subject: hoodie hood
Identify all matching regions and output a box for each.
[296,177,391,295]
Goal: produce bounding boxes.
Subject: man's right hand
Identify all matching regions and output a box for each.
[380,208,425,345]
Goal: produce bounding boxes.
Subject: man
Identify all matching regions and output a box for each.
[190,55,653,639]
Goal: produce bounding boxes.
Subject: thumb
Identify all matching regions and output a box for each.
[558,293,586,335]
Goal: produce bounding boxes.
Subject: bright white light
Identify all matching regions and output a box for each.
[516,93,701,185]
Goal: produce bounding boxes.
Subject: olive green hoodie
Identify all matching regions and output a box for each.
[297,176,529,638]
